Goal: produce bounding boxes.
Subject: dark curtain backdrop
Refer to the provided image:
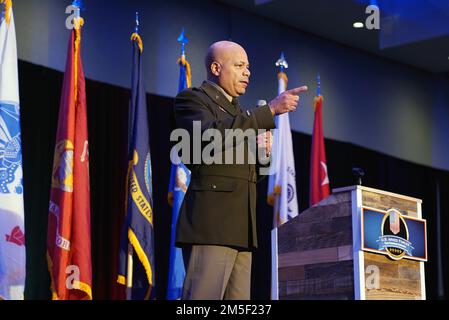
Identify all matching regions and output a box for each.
[18,60,448,300]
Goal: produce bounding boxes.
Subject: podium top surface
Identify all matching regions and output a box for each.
[332,185,422,204]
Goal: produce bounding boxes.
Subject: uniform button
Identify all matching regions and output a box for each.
[212,184,217,189]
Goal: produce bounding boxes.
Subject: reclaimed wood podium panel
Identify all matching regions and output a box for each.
[277,186,427,300]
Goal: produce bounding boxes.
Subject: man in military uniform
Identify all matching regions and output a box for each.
[174,40,307,300]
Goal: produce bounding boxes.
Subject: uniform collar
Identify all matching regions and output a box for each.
[200,81,240,116]
[206,80,234,103]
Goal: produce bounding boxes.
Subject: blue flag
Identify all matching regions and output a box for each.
[166,55,192,300]
[118,33,155,300]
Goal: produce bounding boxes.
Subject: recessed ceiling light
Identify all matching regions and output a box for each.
[353,22,364,28]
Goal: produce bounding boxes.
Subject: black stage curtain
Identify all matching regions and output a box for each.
[18,60,448,300]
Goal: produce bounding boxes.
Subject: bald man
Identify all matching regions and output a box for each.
[174,41,307,300]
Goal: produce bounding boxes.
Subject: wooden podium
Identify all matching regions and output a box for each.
[276,186,427,300]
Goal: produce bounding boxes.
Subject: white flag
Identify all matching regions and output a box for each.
[267,72,299,228]
[0,2,26,300]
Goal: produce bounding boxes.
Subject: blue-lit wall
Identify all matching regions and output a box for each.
[13,0,449,171]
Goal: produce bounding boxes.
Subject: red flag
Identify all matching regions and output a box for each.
[310,95,330,206]
[46,19,92,300]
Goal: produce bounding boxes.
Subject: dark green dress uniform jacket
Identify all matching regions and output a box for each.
[174,82,276,250]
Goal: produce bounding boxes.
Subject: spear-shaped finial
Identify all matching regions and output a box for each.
[317,73,321,96]
[177,28,189,56]
[131,12,143,52]
[135,11,140,34]
[72,0,82,18]
[275,52,289,73]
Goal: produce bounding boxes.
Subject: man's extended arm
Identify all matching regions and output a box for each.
[174,89,275,135]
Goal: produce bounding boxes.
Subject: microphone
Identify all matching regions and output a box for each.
[256,100,271,164]
[352,167,365,186]
[257,100,267,107]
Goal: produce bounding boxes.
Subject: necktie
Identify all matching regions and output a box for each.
[231,98,241,112]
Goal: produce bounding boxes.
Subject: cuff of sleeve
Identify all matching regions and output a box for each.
[251,105,276,130]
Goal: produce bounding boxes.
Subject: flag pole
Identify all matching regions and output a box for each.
[125,11,140,301]
[126,243,134,300]
[178,27,188,57]
[72,0,82,19]
[276,52,288,73]
[317,73,321,97]
[270,52,289,300]
[177,28,191,90]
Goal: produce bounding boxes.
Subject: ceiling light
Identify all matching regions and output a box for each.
[353,22,364,28]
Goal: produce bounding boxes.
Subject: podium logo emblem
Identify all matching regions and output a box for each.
[362,207,427,261]
[378,209,413,260]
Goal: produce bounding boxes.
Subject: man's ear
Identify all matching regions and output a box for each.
[211,62,221,77]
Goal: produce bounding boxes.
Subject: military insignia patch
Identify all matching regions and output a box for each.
[51,140,74,193]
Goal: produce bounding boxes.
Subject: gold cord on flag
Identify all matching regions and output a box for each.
[277,71,288,86]
[131,33,143,53]
[167,192,174,207]
[73,16,84,30]
[1,0,12,25]
[267,185,282,206]
[313,95,323,113]
[177,55,192,88]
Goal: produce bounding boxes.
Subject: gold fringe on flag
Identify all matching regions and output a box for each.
[47,252,93,300]
[74,17,84,103]
[128,228,153,300]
